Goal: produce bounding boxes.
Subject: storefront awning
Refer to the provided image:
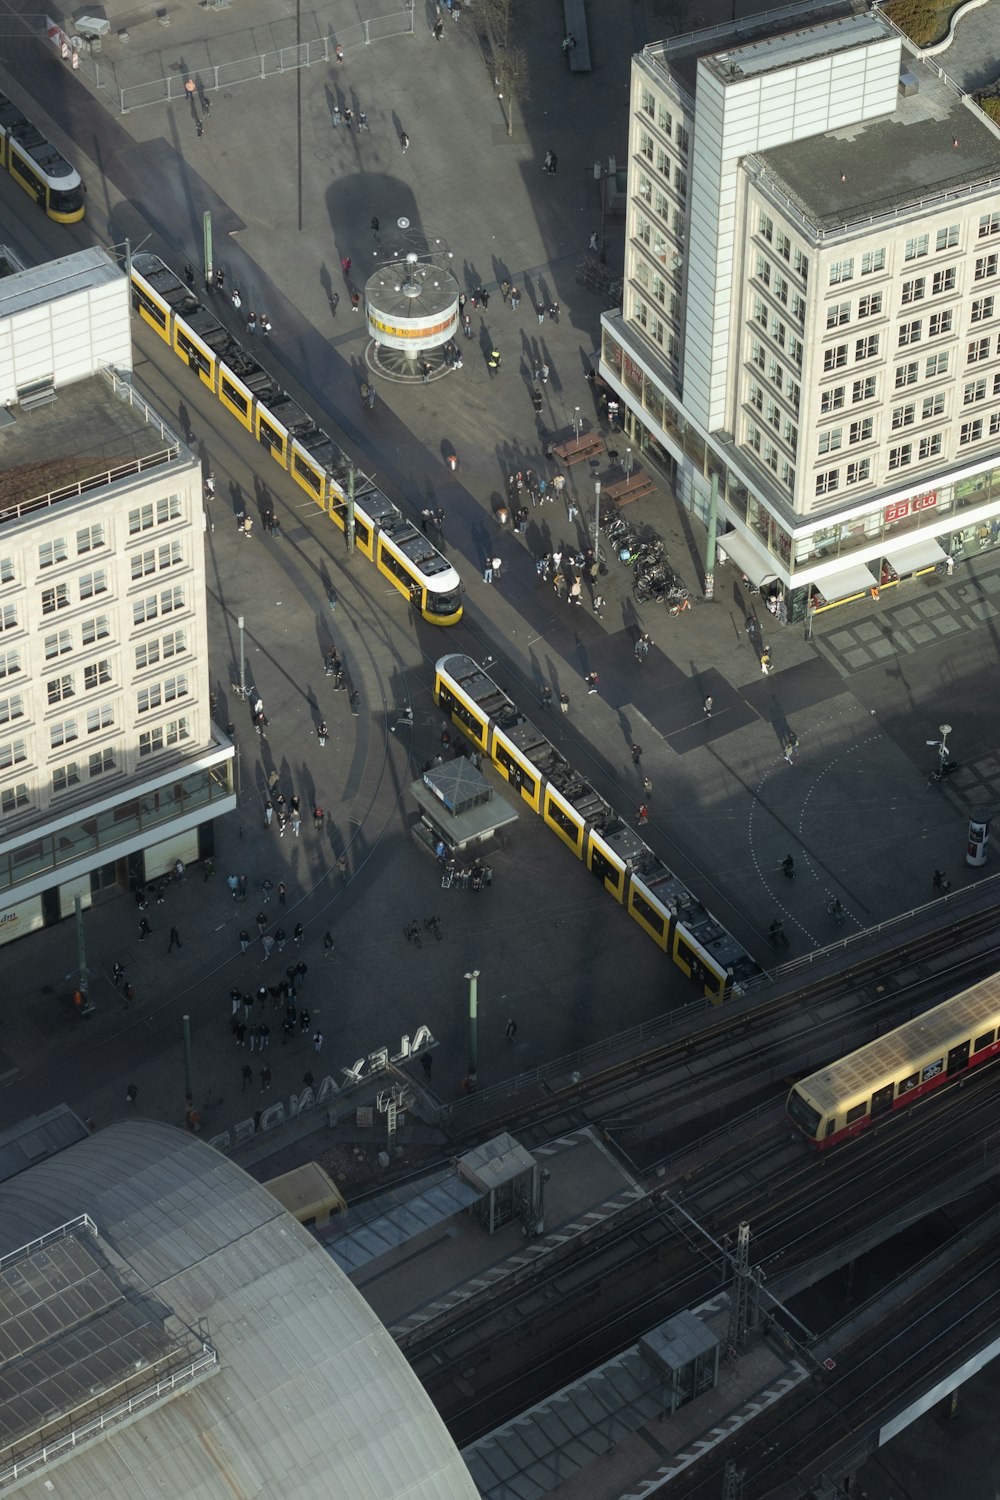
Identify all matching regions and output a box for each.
[814,560,877,603]
[885,535,947,575]
[716,529,776,584]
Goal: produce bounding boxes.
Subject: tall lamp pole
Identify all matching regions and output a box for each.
[593,479,602,552]
[464,969,480,1091]
[238,615,246,698]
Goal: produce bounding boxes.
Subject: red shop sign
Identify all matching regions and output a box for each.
[884,490,937,525]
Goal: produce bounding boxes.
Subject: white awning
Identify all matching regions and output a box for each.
[716,529,777,584]
[885,535,947,575]
[813,560,877,602]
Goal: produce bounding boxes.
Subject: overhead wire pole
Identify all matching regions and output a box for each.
[202,210,213,288]
[465,969,480,1090]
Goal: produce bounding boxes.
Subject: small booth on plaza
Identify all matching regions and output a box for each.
[410,758,518,857]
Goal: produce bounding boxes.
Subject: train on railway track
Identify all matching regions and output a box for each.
[788,971,1000,1148]
[0,91,84,223]
[128,254,464,626]
[434,653,762,1000]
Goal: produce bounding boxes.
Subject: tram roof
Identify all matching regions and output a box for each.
[800,972,1000,1113]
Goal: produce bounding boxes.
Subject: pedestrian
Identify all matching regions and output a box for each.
[235,1021,246,1047]
[184,263,196,289]
[247,310,257,336]
[241,1063,253,1092]
[255,911,267,937]
[123,982,135,1009]
[318,719,328,746]
[631,744,643,767]
[262,934,275,960]
[569,576,582,606]
[313,805,324,832]
[139,916,151,941]
[342,106,353,129]
[483,556,494,583]
[501,279,511,302]
[420,360,432,383]
[341,255,351,276]
[112,960,125,988]
[294,922,304,947]
[543,149,557,174]
[567,499,579,522]
[335,41,344,61]
[275,926,287,952]
[262,878,273,904]
[323,931,335,958]
[292,812,301,837]
[510,286,520,309]
[351,290,360,312]
[168,924,182,951]
[536,305,546,325]
[126,1083,138,1105]
[637,803,649,825]
[433,16,443,38]
[462,313,473,338]
[703,696,713,718]
[479,287,490,310]
[313,1030,324,1052]
[541,362,550,383]
[214,267,226,294]
[505,1017,517,1040]
[358,110,368,130]
[260,1064,272,1091]
[548,304,560,323]
[589,231,600,252]
[760,649,771,675]
[585,672,599,694]
[259,1022,270,1049]
[299,1007,311,1032]
[264,800,274,827]
[330,291,339,315]
[933,869,951,893]
[231,287,242,311]
[184,76,196,99]
[239,929,250,953]
[278,882,287,906]
[784,733,799,764]
[643,775,653,797]
[261,314,272,337]
[400,130,409,153]
[559,692,570,714]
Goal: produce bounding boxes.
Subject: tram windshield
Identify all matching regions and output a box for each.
[787,1088,821,1138]
[425,589,462,618]
[50,184,84,212]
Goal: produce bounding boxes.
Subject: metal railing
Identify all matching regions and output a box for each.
[0,1214,96,1276]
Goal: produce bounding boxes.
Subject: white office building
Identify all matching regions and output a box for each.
[0,247,234,946]
[601,0,1000,618]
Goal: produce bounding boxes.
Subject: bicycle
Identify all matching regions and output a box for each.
[424,916,443,941]
[668,596,692,616]
[827,899,846,926]
[779,856,796,881]
[403,921,422,948]
[768,920,789,947]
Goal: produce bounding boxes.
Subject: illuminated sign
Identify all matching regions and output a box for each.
[884,491,937,524]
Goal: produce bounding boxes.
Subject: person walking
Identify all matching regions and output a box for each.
[277,881,286,906]
[631,743,643,766]
[433,16,444,38]
[294,922,304,947]
[933,869,951,893]
[323,931,335,958]
[543,149,557,174]
[421,1052,433,1078]
[262,878,273,904]
[478,286,490,310]
[483,556,494,583]
[239,929,250,954]
[139,916,151,942]
[510,286,520,310]
[260,1064,272,1092]
[637,803,649,825]
[242,1063,253,1091]
[400,130,409,153]
[703,696,713,718]
[585,672,599,694]
[536,305,546,326]
[505,1017,517,1040]
[559,692,570,714]
[318,719,328,746]
[341,255,352,276]
[168,925,182,952]
[126,1083,139,1106]
[313,805,324,832]
[643,775,653,797]
[501,279,511,302]
[313,1030,324,1052]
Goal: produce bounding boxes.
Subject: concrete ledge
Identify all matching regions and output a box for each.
[922,0,989,55]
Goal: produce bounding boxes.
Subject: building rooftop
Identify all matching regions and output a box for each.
[756,59,1000,232]
[0,1120,479,1500]
[0,369,179,521]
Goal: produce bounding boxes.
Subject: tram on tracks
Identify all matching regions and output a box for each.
[434,653,761,1001]
[788,972,1000,1149]
[128,254,463,626]
[0,91,84,223]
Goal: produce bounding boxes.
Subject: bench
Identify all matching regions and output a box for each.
[553,433,603,466]
[604,472,655,506]
[562,0,592,72]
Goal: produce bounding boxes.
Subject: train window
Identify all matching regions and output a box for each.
[437,684,481,738]
[787,1089,821,1136]
[921,1058,943,1083]
[259,417,284,452]
[291,452,322,496]
[176,331,207,374]
[132,287,167,329]
[13,154,42,198]
[220,376,249,416]
[974,1029,995,1051]
[590,845,620,886]
[354,518,370,549]
[546,798,581,841]
[825,1118,836,1137]
[379,545,409,584]
[870,1082,894,1116]
[845,1102,867,1124]
[495,743,535,797]
[632,886,667,939]
[897,1072,919,1095]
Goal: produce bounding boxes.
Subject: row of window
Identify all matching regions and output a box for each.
[811,415,998,495]
[638,88,690,152]
[52,747,117,792]
[826,226,961,286]
[748,343,802,411]
[0,498,184,591]
[746,383,798,450]
[0,672,189,731]
[744,420,796,488]
[5,586,188,641]
[756,213,810,282]
[638,143,688,203]
[818,392,949,452]
[49,704,116,747]
[47,659,112,703]
[748,305,805,366]
[822,335,881,370]
[0,714,193,789]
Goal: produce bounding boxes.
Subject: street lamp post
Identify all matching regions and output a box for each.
[938,724,952,769]
[593,479,602,552]
[238,615,246,698]
[464,969,480,1090]
[573,406,582,441]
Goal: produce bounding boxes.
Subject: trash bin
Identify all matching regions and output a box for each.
[967,818,990,867]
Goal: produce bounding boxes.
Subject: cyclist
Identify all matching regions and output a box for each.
[781,854,795,880]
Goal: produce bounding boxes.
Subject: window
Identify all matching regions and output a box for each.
[38,538,68,569]
[780,461,795,488]
[83,659,112,691]
[905,234,929,260]
[137,684,162,714]
[86,703,114,734]
[0,557,13,584]
[926,352,949,378]
[901,278,925,305]
[850,417,873,443]
[975,254,998,281]
[972,297,995,322]
[0,648,20,680]
[793,248,809,281]
[82,614,110,646]
[674,168,687,200]
[892,403,915,429]
[964,379,987,404]
[776,231,791,261]
[748,380,764,411]
[50,718,78,749]
[79,570,108,600]
[919,434,942,459]
[929,311,952,337]
[818,429,842,454]
[827,301,850,328]
[815,469,839,495]
[968,338,990,364]
[139,727,164,756]
[895,361,919,387]
[861,248,886,275]
[0,737,26,770]
[829,258,854,285]
[131,549,157,581]
[932,267,956,295]
[979,212,1000,238]
[791,291,806,323]
[936,224,959,250]
[846,459,871,484]
[133,586,184,626]
[773,274,789,305]
[960,419,983,444]
[788,335,803,367]
[852,376,876,402]
[788,380,801,412]
[0,782,28,813]
[992,411,1000,436]
[888,444,912,469]
[44,630,72,659]
[88,747,116,778]
[763,440,779,472]
[758,211,773,242]
[46,674,75,704]
[657,103,672,135]
[767,358,783,389]
[824,344,848,371]
[640,87,655,117]
[765,399,781,431]
[770,316,787,348]
[41,584,70,615]
[783,418,798,447]
[750,338,765,370]
[0,604,16,634]
[898,320,922,346]
[821,386,844,413]
[676,125,689,154]
[855,334,880,360]
[128,495,181,533]
[639,131,654,163]
[858,292,882,318]
[76,524,105,554]
[923,393,945,419]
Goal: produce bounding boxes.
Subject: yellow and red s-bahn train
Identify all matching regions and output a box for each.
[128,254,463,625]
[434,653,761,1002]
[787,971,1000,1149]
[0,91,84,223]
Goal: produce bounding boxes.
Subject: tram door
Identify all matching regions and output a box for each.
[947,1040,970,1076]
[870,1083,894,1118]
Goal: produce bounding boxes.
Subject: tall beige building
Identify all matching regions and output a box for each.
[0,247,234,946]
[601,0,1000,617]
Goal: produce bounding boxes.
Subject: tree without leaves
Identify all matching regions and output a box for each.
[480,0,513,46]
[495,46,530,138]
